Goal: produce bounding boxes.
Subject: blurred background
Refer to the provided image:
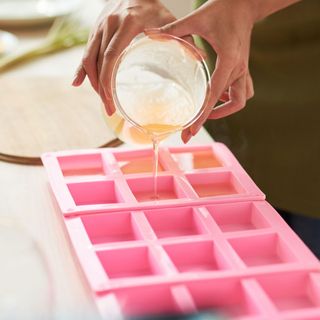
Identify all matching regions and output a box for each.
[0,1,199,319]
[1,1,319,319]
[162,0,193,18]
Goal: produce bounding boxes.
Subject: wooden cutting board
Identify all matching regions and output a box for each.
[0,76,121,164]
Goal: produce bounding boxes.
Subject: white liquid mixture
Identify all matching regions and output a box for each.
[115,36,208,130]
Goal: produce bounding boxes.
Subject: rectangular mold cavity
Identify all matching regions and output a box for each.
[67,180,125,205]
[126,176,187,202]
[171,148,222,171]
[228,233,297,267]
[207,202,270,232]
[58,153,105,176]
[97,247,162,279]
[186,172,245,198]
[144,207,206,239]
[81,212,142,244]
[115,285,181,317]
[258,272,320,312]
[114,150,165,174]
[163,241,230,273]
[187,279,260,318]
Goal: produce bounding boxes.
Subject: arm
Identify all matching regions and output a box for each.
[72,0,176,115]
[159,0,302,142]
[73,0,302,143]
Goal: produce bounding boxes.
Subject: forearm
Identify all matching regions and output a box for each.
[250,0,302,21]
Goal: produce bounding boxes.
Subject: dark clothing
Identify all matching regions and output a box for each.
[194,0,320,256]
[278,208,320,258]
[194,0,320,217]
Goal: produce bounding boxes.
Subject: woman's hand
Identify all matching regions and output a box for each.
[160,0,256,142]
[72,0,176,115]
[161,0,300,142]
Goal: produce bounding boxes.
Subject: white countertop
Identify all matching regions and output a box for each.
[0,1,213,319]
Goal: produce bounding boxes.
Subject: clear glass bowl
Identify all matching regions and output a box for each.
[103,33,210,145]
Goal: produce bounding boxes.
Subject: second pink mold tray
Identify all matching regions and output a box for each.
[65,201,320,320]
[42,143,265,216]
[42,143,320,319]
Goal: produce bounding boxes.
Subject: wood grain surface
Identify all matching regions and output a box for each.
[0,76,119,161]
[0,1,211,318]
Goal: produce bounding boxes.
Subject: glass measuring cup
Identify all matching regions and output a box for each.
[104,33,211,145]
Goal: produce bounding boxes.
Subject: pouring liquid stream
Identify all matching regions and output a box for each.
[152,137,159,200]
[112,37,209,200]
[142,124,182,200]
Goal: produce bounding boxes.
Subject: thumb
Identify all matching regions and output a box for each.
[160,15,193,38]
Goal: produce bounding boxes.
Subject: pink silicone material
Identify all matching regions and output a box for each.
[42,143,320,319]
[41,143,265,216]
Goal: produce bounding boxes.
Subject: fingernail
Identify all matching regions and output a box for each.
[72,74,80,86]
[144,28,161,35]
[182,130,192,144]
[190,125,201,136]
[104,100,116,117]
[103,102,113,116]
[108,105,116,116]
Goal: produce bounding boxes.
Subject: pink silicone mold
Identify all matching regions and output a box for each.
[41,143,265,216]
[67,179,125,206]
[97,246,163,279]
[170,146,222,170]
[58,153,106,177]
[257,272,320,313]
[81,211,143,244]
[163,240,231,273]
[114,285,183,317]
[185,171,245,198]
[113,148,166,174]
[228,233,297,267]
[186,278,262,318]
[42,143,320,319]
[144,207,207,239]
[206,202,270,233]
[126,175,188,202]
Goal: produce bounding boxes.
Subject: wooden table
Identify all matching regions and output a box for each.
[0,0,213,318]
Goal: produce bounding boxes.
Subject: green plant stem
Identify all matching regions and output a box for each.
[0,18,89,73]
[0,42,78,72]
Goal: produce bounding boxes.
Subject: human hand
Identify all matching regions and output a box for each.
[72,0,176,115]
[160,0,256,143]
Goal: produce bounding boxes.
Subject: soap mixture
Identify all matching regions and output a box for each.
[114,36,208,199]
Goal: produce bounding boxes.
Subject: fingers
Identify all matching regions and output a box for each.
[183,65,252,143]
[188,56,233,137]
[145,28,194,44]
[182,35,195,46]
[209,74,247,119]
[96,16,119,112]
[246,72,254,99]
[72,32,94,86]
[97,14,119,74]
[72,64,86,86]
[99,16,141,116]
[160,14,194,38]
[183,73,250,143]
[72,32,103,91]
[144,29,207,62]
[211,71,254,120]
[181,127,193,144]
[159,13,208,60]
[219,91,229,102]
[184,47,253,141]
